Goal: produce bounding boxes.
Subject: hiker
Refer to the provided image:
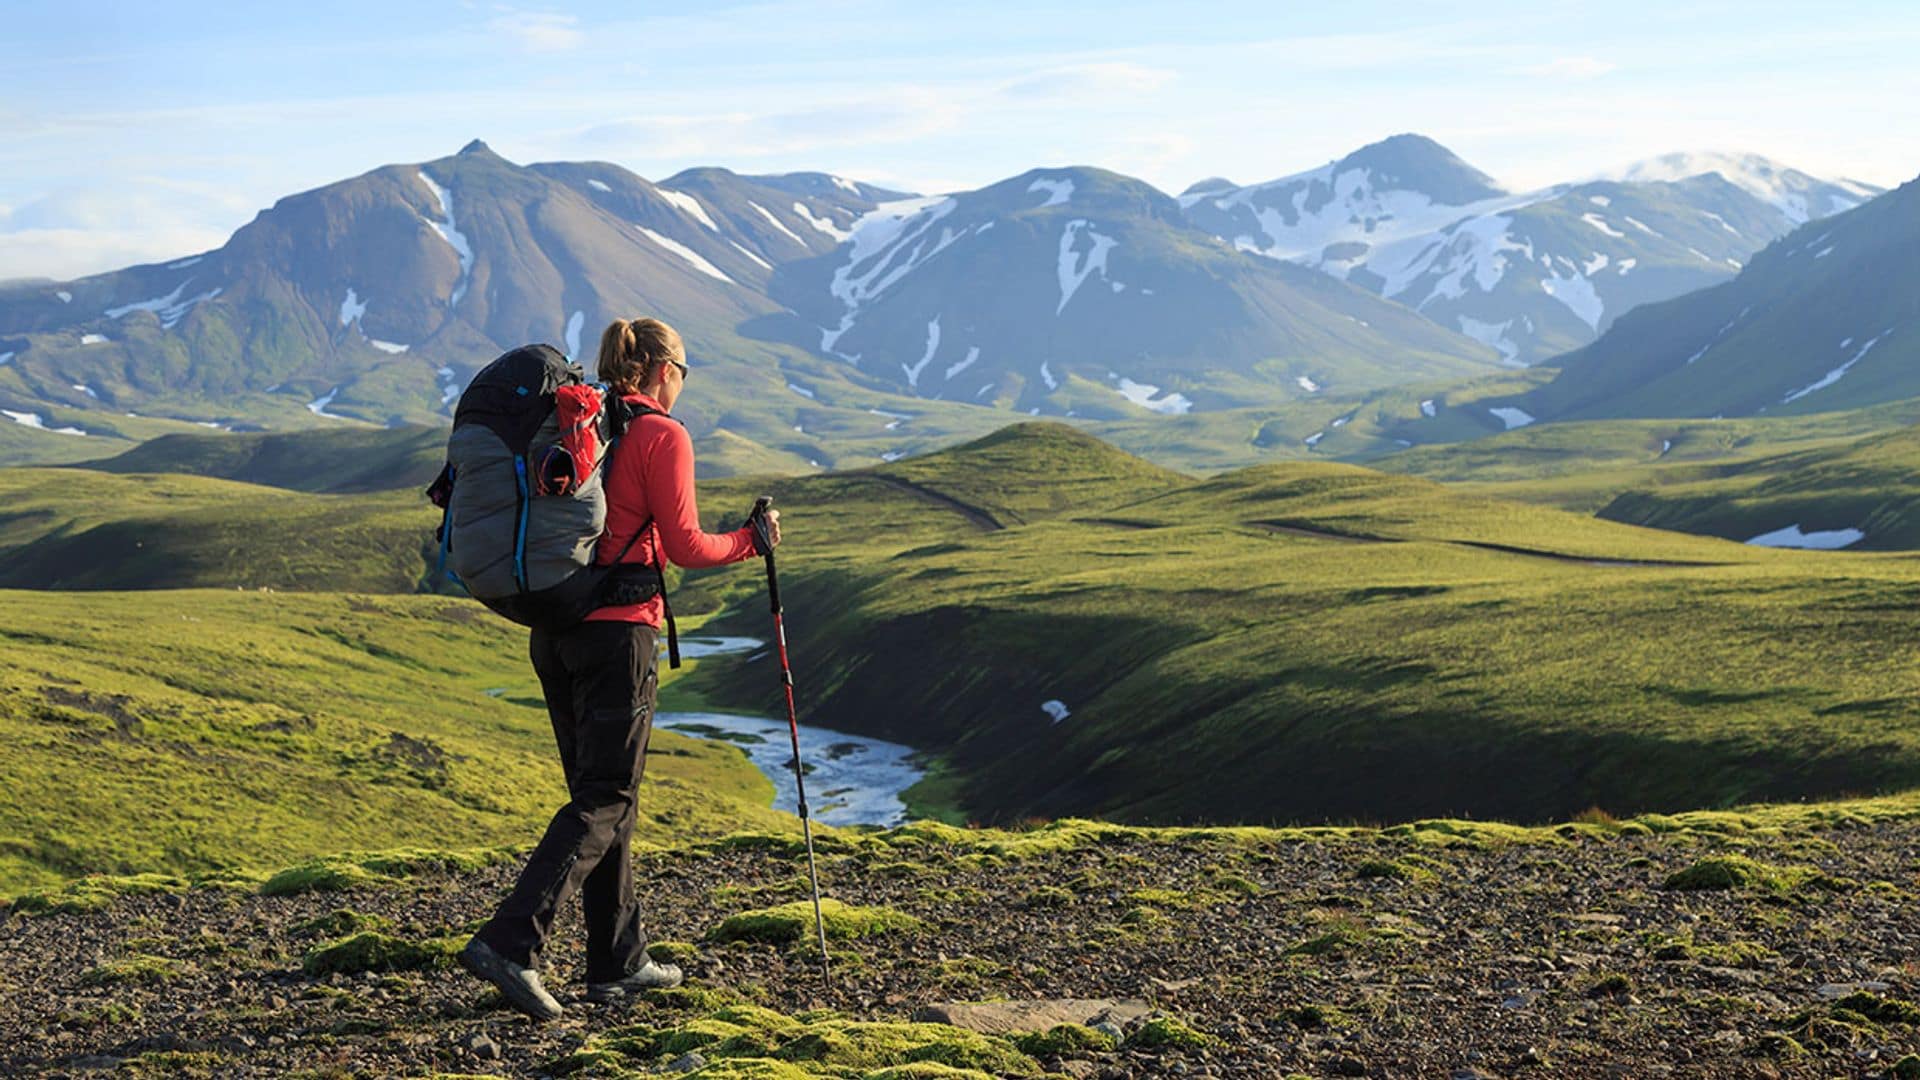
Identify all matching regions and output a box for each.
[459,317,779,1020]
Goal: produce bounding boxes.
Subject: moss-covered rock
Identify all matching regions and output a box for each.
[297,907,392,937]
[1012,1023,1117,1056]
[1125,1015,1216,1050]
[1661,855,1851,894]
[80,954,187,986]
[709,900,922,945]
[301,931,460,975]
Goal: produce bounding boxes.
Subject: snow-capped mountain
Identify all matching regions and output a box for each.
[1522,171,1920,421]
[1603,151,1880,225]
[0,141,900,430]
[758,166,1500,417]
[1182,135,1880,365]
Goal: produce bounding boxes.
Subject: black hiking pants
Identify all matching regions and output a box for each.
[474,620,658,983]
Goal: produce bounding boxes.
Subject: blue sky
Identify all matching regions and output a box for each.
[3,0,1915,280]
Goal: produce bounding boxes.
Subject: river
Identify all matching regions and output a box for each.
[662,636,924,827]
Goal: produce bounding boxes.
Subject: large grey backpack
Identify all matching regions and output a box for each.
[427,343,668,633]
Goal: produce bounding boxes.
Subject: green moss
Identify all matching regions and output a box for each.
[301,931,460,975]
[1012,1023,1117,1056]
[1283,919,1399,958]
[1021,885,1073,909]
[1661,855,1851,894]
[771,1020,1038,1074]
[259,860,386,897]
[9,872,188,915]
[1125,1016,1216,1050]
[648,940,702,967]
[80,953,186,986]
[708,899,922,945]
[1892,1053,1920,1079]
[1833,992,1920,1024]
[1355,859,1419,881]
[861,1066,997,1079]
[1647,934,1771,967]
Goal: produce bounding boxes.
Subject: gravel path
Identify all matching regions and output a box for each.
[6,819,1920,1078]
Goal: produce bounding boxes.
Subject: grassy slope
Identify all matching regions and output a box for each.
[1591,423,1920,549]
[675,426,1920,827]
[0,589,788,895]
[0,469,436,592]
[86,424,448,493]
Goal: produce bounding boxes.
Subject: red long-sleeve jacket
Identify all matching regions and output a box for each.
[586,391,757,625]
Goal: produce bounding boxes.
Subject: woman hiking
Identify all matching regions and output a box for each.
[459,317,779,1020]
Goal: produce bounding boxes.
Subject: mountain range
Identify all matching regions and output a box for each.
[1181,135,1878,366]
[0,135,1891,473]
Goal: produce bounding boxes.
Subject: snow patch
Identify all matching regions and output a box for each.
[1039,362,1058,390]
[1055,219,1118,314]
[1113,376,1192,416]
[903,316,940,388]
[1588,195,1611,207]
[1746,524,1865,550]
[72,383,97,398]
[820,196,960,359]
[728,240,773,271]
[1814,245,1835,259]
[1489,406,1535,429]
[881,450,907,463]
[1028,178,1074,208]
[1296,375,1321,393]
[80,333,108,345]
[1581,213,1626,238]
[1458,315,1522,366]
[638,226,735,283]
[56,290,72,302]
[749,201,808,247]
[0,352,12,366]
[338,287,368,327]
[1583,252,1610,275]
[786,381,817,400]
[792,201,850,241]
[1040,699,1071,723]
[438,365,461,406]
[944,345,979,381]
[417,171,474,307]
[1304,431,1324,447]
[1624,215,1663,238]
[658,188,719,230]
[167,256,203,269]
[1420,399,1436,417]
[1616,257,1637,275]
[1782,330,1890,404]
[368,339,410,354]
[563,310,585,359]
[105,279,222,328]
[1540,270,1604,330]
[307,387,349,420]
[2,409,86,436]
[587,178,612,193]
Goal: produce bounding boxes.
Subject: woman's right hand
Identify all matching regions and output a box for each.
[762,509,781,548]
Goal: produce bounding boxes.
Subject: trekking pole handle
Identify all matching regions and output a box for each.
[748,496,780,615]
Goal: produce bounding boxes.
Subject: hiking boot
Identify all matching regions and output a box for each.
[458,937,563,1021]
[583,957,684,1002]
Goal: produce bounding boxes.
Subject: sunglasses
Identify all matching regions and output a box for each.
[666,358,689,381]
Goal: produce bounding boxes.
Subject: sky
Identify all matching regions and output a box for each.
[3,0,1916,281]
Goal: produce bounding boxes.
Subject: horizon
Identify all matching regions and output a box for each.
[4,1,1917,281]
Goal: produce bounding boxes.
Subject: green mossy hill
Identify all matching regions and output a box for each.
[1661,855,1854,894]
[301,931,462,975]
[1597,423,1920,550]
[0,468,433,592]
[0,589,790,896]
[684,438,1920,828]
[85,424,448,493]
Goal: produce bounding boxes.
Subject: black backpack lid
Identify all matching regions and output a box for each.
[454,344,583,454]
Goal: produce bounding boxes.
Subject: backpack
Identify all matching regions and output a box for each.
[426,343,681,661]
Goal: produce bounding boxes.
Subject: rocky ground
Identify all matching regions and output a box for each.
[6,814,1920,1078]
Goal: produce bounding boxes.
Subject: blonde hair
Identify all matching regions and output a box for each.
[596,317,684,393]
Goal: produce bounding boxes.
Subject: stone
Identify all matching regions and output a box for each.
[666,1051,708,1073]
[463,1032,501,1060]
[913,998,1153,1035]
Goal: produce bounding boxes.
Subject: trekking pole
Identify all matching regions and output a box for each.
[749,496,831,983]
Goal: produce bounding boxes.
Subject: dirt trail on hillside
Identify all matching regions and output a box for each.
[1250,518,1725,567]
[7,820,1920,1077]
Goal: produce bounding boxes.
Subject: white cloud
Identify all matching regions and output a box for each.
[999,62,1175,100]
[489,11,586,54]
[1520,56,1617,79]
